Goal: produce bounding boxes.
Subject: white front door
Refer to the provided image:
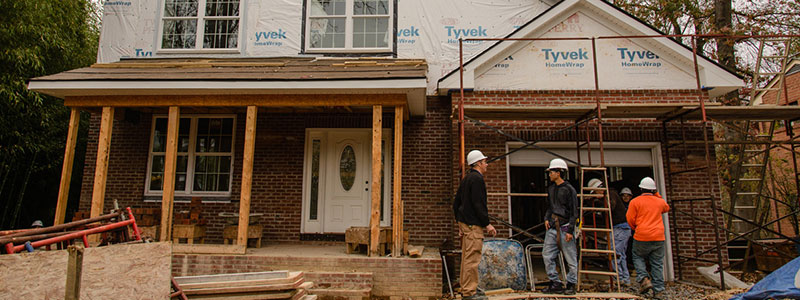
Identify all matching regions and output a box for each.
[302,129,391,234]
[323,131,371,233]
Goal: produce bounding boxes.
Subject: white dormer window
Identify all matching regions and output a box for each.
[305,0,394,53]
[159,0,242,51]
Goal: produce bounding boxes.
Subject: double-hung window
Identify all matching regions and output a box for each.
[146,116,236,197]
[160,0,242,50]
[306,0,393,52]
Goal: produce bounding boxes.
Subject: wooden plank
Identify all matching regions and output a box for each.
[160,106,180,242]
[184,278,304,295]
[369,105,382,257]
[54,108,80,225]
[392,105,403,257]
[487,292,641,299]
[0,242,172,299]
[188,290,298,300]
[171,244,246,255]
[238,106,257,246]
[89,107,114,219]
[177,271,299,289]
[65,245,84,300]
[64,94,407,108]
[485,288,513,296]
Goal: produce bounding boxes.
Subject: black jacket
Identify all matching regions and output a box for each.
[453,169,489,227]
[545,181,579,234]
[609,188,628,226]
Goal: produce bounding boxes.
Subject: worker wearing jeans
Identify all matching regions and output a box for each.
[588,178,632,285]
[626,177,670,298]
[541,158,579,295]
[453,150,497,300]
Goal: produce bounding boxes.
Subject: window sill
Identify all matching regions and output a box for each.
[144,195,232,203]
[156,48,242,55]
[304,48,393,54]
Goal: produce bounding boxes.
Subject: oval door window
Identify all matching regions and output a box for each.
[340,145,356,191]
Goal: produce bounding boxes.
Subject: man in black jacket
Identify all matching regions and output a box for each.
[453,150,497,300]
[542,158,579,295]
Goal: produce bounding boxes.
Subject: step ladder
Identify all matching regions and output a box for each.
[726,37,791,271]
[577,167,621,292]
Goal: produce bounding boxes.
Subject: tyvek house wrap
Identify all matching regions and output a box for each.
[96,0,551,94]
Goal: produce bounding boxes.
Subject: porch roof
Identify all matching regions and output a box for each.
[463,103,800,121]
[28,57,429,116]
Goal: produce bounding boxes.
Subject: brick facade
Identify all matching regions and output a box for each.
[451,89,729,282]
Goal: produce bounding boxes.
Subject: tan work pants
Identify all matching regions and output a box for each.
[459,222,484,297]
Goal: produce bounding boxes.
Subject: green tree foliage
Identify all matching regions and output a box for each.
[0,0,99,229]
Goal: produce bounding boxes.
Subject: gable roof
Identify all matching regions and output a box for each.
[437,0,744,97]
[752,57,800,105]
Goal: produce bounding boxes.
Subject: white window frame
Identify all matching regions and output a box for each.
[144,114,237,198]
[304,0,394,53]
[156,0,243,53]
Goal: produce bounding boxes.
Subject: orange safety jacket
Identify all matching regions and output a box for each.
[626,193,670,241]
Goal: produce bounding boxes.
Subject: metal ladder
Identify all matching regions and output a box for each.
[577,167,621,292]
[726,37,791,271]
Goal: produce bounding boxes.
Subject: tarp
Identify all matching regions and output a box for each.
[729,256,800,300]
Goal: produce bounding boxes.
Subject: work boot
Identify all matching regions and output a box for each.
[563,282,576,295]
[651,290,664,300]
[463,293,488,300]
[639,277,653,294]
[541,281,564,294]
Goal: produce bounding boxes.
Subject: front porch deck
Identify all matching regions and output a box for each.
[172,242,442,299]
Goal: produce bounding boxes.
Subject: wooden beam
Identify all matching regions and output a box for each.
[54,108,80,225]
[65,245,84,300]
[90,107,114,219]
[369,105,382,257]
[159,106,180,242]
[392,105,403,257]
[64,94,407,108]
[238,106,257,246]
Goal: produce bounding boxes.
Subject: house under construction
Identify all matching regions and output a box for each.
[14,0,800,298]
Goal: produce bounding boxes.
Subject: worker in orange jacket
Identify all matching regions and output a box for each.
[626,177,669,299]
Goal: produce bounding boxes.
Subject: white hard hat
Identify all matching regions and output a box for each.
[547,158,568,171]
[467,150,488,166]
[620,187,633,195]
[587,178,603,189]
[639,177,657,190]
[31,220,43,227]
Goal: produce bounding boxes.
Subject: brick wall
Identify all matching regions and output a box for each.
[450,89,729,282]
[172,254,441,299]
[77,97,453,247]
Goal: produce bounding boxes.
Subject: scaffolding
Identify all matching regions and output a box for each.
[455,34,800,290]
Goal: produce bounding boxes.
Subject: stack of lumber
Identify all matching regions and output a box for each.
[175,270,316,300]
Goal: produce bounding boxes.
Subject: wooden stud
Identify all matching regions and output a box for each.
[54,108,81,225]
[392,106,404,257]
[369,105,382,256]
[159,106,180,242]
[65,245,84,300]
[65,94,407,108]
[90,107,114,219]
[238,106,257,246]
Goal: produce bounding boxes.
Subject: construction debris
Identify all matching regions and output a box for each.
[697,265,753,289]
[174,270,316,300]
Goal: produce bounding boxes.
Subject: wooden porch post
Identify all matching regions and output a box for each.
[238,106,257,246]
[90,107,114,219]
[159,106,180,242]
[369,105,382,256]
[392,106,404,257]
[54,108,80,225]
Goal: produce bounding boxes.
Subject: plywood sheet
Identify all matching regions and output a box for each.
[0,242,171,299]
